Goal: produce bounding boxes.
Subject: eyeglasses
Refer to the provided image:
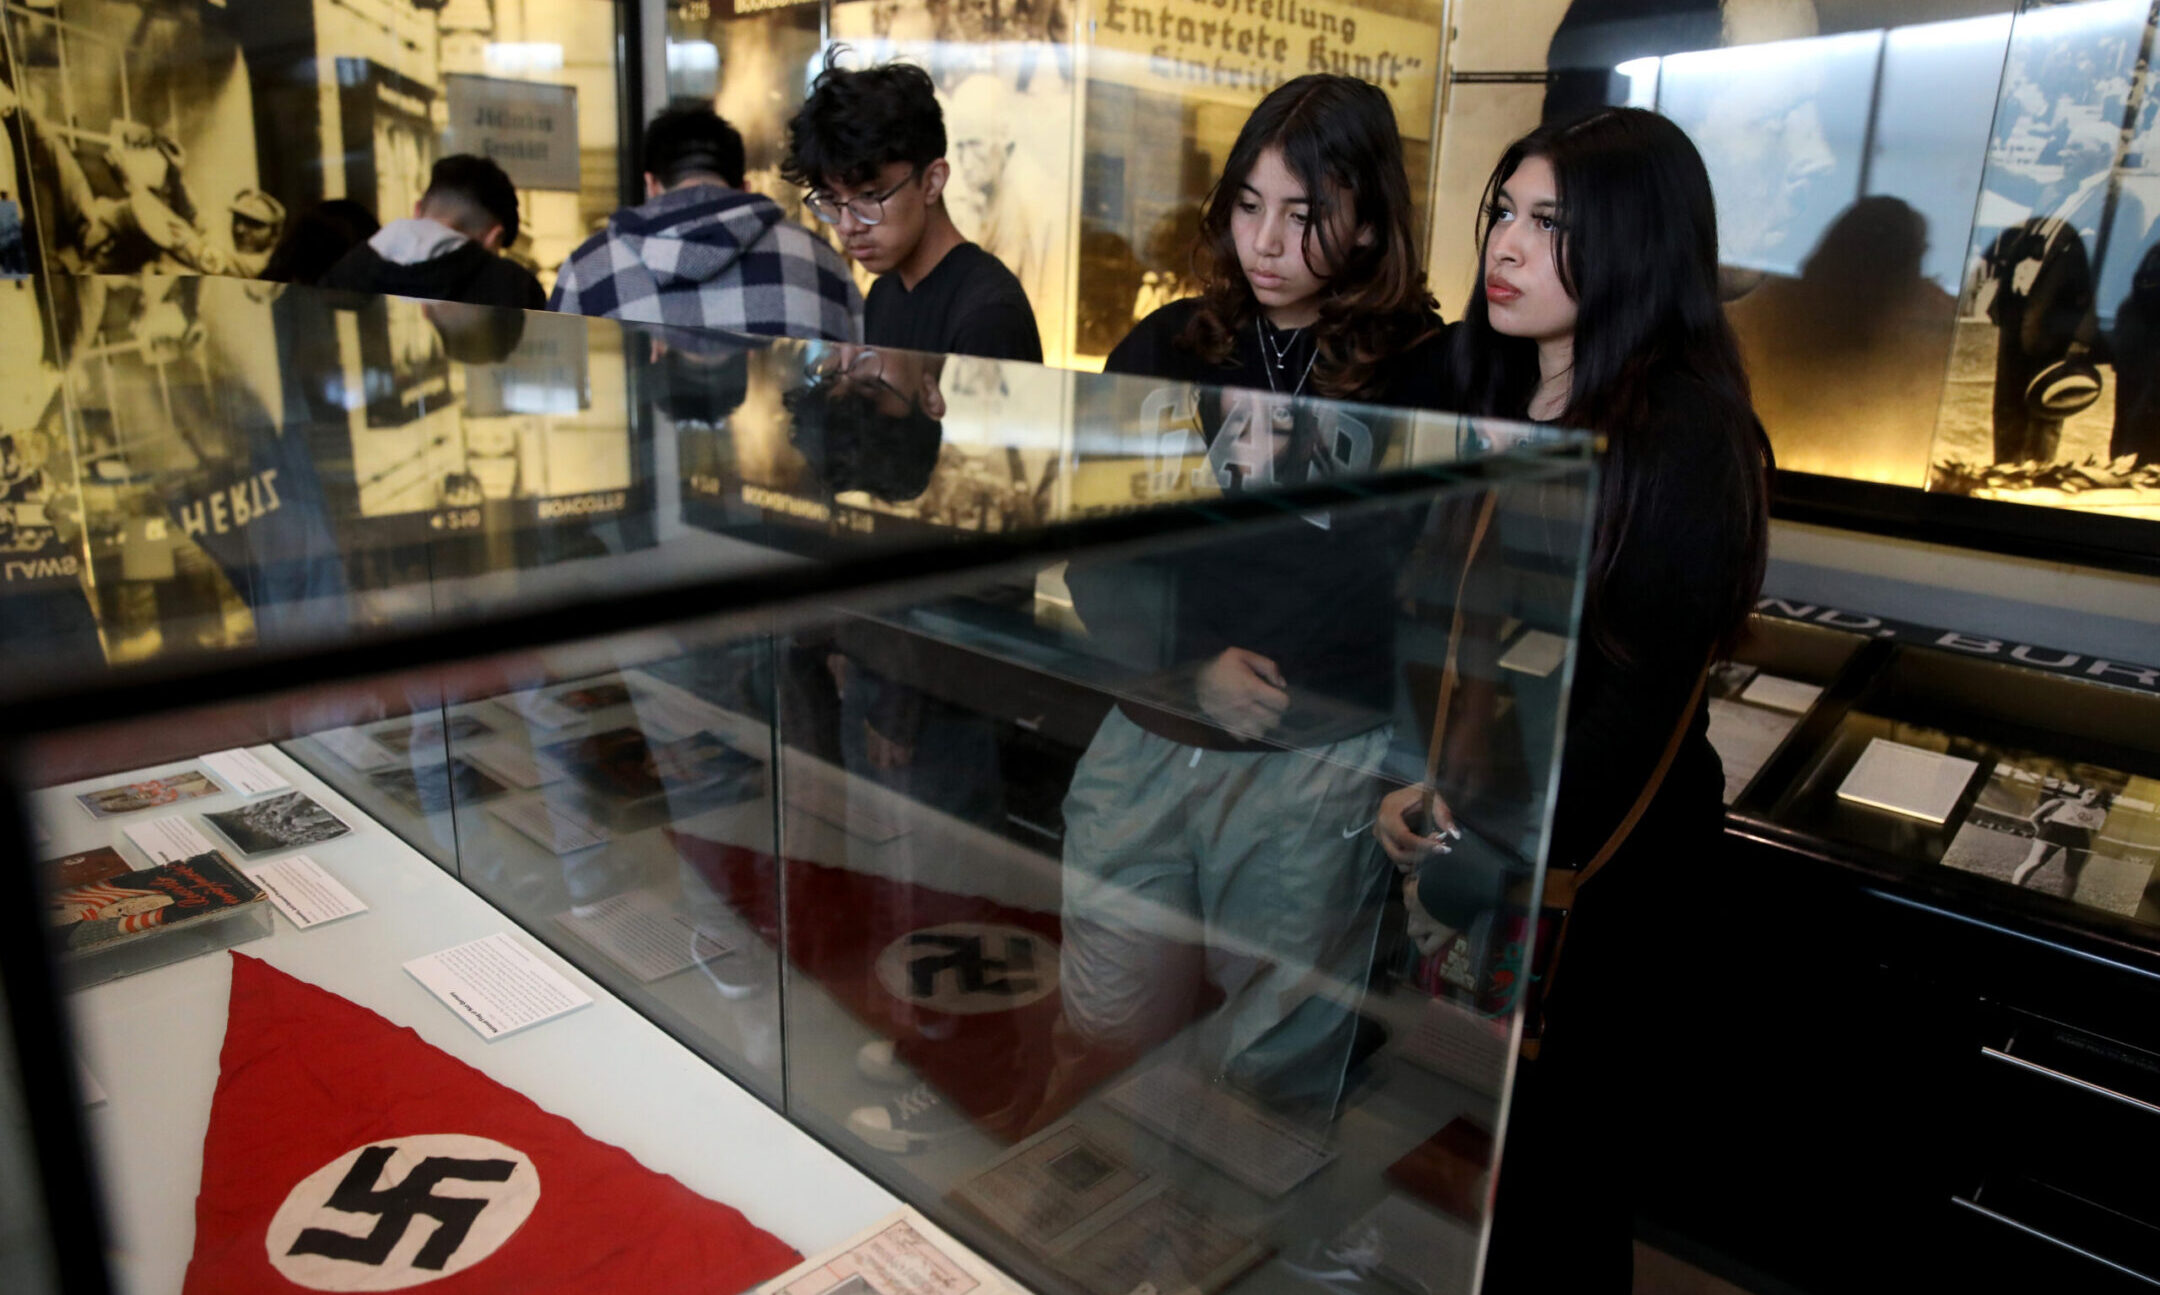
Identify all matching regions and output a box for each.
[804,169,920,227]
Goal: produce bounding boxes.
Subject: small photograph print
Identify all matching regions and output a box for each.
[1939,754,2160,920]
[41,846,131,890]
[77,770,225,819]
[48,850,263,955]
[369,714,496,756]
[540,727,763,804]
[367,759,511,817]
[204,792,352,858]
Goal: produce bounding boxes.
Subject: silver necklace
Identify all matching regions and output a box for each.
[1260,317,1305,370]
[1256,317,1319,430]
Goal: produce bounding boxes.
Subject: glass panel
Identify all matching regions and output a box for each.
[770,467,1589,1295]
[2,275,1593,1295]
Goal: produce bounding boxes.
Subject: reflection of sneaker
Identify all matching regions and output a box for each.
[694,929,767,1000]
[856,1039,911,1086]
[845,1080,968,1153]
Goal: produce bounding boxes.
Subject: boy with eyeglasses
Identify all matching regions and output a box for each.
[551,103,860,340]
[782,55,1042,362]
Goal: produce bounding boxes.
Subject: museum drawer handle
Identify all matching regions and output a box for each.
[1980,1046,2160,1119]
[1950,1196,2160,1287]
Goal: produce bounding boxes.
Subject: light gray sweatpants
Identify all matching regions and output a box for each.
[1059,708,1393,1067]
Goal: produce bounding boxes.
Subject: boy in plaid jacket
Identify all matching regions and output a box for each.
[550,105,861,341]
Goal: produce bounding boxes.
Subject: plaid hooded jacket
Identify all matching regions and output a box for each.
[549,185,861,341]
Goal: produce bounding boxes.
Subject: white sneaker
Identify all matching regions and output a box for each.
[855,1039,912,1086]
[845,1080,968,1153]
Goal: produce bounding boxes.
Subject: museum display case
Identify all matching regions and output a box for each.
[1640,602,2160,1291]
[651,0,2160,556]
[0,275,1597,1295]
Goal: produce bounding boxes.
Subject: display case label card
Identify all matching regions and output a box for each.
[316,727,397,771]
[464,741,566,790]
[123,815,219,865]
[1103,1065,1337,1197]
[244,854,366,929]
[1497,629,1568,678]
[1739,674,1823,714]
[200,748,290,797]
[1836,738,1980,824]
[404,933,591,1041]
[553,890,722,983]
[486,797,612,854]
[511,690,583,731]
[1396,998,1509,1098]
[757,1207,1019,1295]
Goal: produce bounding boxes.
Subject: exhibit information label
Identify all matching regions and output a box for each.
[1740,674,1824,714]
[1497,629,1568,678]
[316,727,397,771]
[1837,738,1980,824]
[554,890,723,984]
[1103,1065,1337,1197]
[444,74,580,191]
[464,741,565,790]
[244,854,366,929]
[487,797,612,854]
[757,1207,1019,1295]
[123,815,219,865]
[405,933,591,1041]
[201,748,290,797]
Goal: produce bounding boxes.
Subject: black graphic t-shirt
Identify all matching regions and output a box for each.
[1073,298,1451,750]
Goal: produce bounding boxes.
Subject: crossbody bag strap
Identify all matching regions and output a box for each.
[1419,492,1499,822]
[1541,659,1711,910]
[1525,657,1711,1055]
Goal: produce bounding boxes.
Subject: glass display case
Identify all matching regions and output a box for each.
[0,276,1596,1295]
[1735,632,2160,945]
[649,1,2160,559]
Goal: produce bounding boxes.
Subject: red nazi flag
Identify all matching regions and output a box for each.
[183,953,801,1293]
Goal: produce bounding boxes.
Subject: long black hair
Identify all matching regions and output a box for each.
[1452,107,1770,662]
[1182,74,1437,400]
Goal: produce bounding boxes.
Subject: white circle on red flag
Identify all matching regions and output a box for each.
[264,1134,540,1289]
[874,921,1059,1014]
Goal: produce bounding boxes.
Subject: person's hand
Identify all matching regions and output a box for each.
[1375,783,1459,871]
[1195,647,1288,738]
[864,722,913,771]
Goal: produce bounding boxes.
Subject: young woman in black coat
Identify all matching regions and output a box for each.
[1375,107,1773,1290]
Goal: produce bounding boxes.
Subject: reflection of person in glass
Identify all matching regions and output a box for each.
[1379,109,1770,1289]
[1982,119,2150,465]
[2011,783,2111,892]
[1726,196,1956,477]
[1044,76,1448,1130]
[784,347,948,504]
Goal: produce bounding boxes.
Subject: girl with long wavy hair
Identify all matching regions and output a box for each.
[1375,107,1773,1290]
[1020,76,1451,1138]
[1102,72,1445,405]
